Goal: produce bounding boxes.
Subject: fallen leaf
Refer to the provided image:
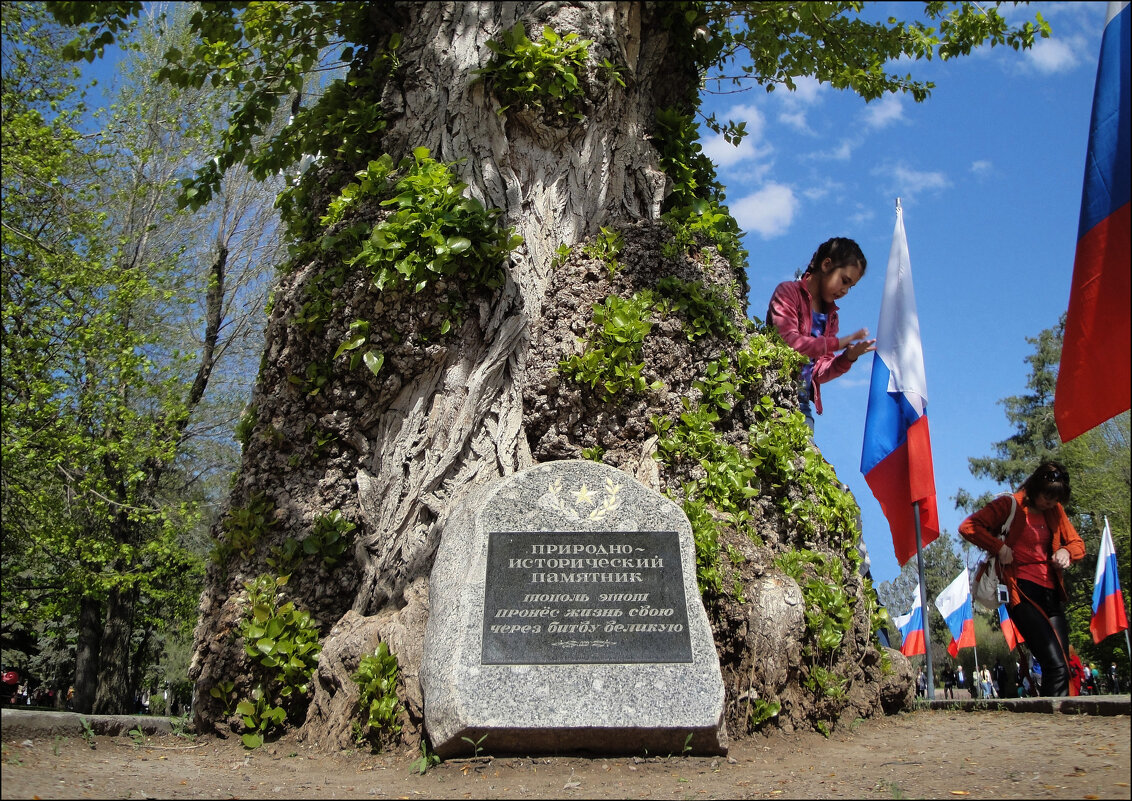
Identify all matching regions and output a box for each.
[563,780,581,789]
[950,792,970,796]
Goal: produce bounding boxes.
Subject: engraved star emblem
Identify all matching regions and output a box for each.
[572,484,594,505]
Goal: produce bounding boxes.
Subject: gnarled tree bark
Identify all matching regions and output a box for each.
[189,1,910,748]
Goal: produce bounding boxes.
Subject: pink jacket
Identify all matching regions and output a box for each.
[767,279,852,415]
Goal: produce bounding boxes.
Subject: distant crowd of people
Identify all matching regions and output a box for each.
[2,670,191,716]
[915,656,1124,699]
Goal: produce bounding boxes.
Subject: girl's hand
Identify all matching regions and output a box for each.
[844,338,876,362]
[997,543,1014,565]
[1051,548,1071,569]
[838,328,870,349]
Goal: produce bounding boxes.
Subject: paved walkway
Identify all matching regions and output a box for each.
[3,695,1129,740]
[918,693,1130,715]
[2,708,175,738]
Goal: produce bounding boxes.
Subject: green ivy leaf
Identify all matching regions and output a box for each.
[363,350,384,377]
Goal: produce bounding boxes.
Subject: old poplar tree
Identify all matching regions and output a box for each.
[49,1,1049,746]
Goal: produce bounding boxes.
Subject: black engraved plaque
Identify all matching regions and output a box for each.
[481,531,693,665]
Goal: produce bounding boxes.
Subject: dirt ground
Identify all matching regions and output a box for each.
[2,709,1129,800]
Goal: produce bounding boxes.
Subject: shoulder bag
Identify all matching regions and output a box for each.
[972,494,1017,611]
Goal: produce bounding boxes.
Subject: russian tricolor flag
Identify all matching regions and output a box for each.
[1055,1,1131,442]
[998,604,1025,652]
[893,585,925,657]
[1090,518,1129,644]
[861,201,940,566]
[935,569,975,659]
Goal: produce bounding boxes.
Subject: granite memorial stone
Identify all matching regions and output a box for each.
[420,460,727,757]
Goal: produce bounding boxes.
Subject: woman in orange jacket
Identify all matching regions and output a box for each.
[958,460,1085,697]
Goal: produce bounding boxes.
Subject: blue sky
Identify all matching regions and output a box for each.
[695,2,1111,588]
[72,3,1109,590]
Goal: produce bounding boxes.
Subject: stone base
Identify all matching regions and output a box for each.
[420,461,727,758]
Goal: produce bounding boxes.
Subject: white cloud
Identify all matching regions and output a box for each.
[847,205,876,227]
[788,76,824,105]
[716,103,766,140]
[802,179,844,202]
[874,163,951,201]
[702,103,768,168]
[778,108,810,132]
[808,138,856,161]
[775,76,824,132]
[702,131,758,167]
[731,183,798,239]
[970,160,993,175]
[1026,36,1079,73]
[863,95,905,130]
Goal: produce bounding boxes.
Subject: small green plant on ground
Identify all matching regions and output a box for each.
[747,698,781,732]
[239,574,322,695]
[235,574,323,749]
[79,717,96,748]
[351,642,404,747]
[235,688,287,749]
[170,712,195,740]
[580,445,605,462]
[410,740,441,774]
[128,726,146,748]
[208,679,236,715]
[461,733,488,758]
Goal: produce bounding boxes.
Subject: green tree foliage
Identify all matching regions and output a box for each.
[956,317,1131,681]
[45,1,1050,210]
[2,2,283,712]
[30,0,1054,729]
[876,530,964,670]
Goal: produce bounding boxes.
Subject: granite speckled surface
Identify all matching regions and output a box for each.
[420,460,727,757]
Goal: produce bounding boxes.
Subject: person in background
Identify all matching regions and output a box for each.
[766,237,875,430]
[1110,662,1121,694]
[942,664,956,699]
[1068,646,1084,697]
[992,658,1007,698]
[959,460,1085,696]
[980,665,993,699]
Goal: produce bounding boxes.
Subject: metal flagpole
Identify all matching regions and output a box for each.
[913,500,935,699]
[1109,517,1132,676]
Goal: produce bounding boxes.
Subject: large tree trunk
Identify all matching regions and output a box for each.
[190,0,909,747]
[92,585,138,715]
[72,594,102,714]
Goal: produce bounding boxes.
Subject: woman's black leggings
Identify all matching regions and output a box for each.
[1009,579,1070,697]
